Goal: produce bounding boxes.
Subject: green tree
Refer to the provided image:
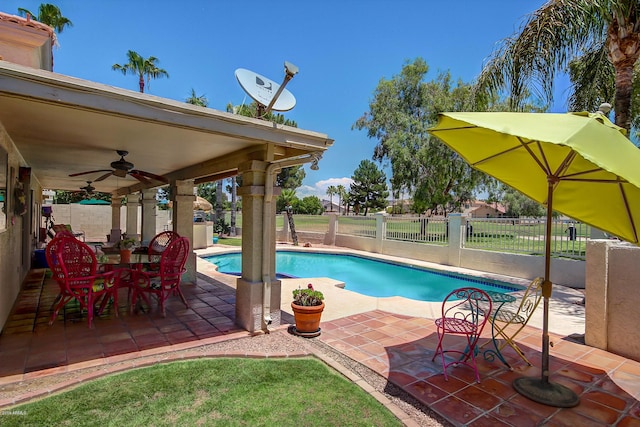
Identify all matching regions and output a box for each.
[349,160,389,216]
[354,58,492,214]
[18,3,72,33]
[326,185,337,211]
[293,196,324,215]
[475,1,640,133]
[276,188,298,213]
[186,89,208,107]
[501,186,547,218]
[112,50,169,93]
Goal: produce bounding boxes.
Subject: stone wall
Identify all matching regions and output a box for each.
[43,205,172,242]
[586,240,640,362]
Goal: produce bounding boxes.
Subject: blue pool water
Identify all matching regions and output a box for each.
[203,251,522,302]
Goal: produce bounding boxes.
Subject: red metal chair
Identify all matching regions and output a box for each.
[130,236,190,317]
[46,235,118,328]
[432,287,492,383]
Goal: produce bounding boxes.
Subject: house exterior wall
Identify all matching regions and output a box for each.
[0,125,36,328]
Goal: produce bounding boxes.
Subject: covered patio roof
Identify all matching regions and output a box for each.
[0,60,333,196]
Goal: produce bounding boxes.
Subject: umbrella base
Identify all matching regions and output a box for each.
[513,377,580,408]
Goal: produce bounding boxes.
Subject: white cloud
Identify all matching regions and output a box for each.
[296,177,353,199]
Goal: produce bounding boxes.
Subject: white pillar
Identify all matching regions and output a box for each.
[141,189,157,244]
[172,179,196,283]
[447,214,463,267]
[110,196,123,243]
[125,193,141,240]
[235,160,281,332]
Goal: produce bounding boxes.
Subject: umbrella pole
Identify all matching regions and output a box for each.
[512,178,580,407]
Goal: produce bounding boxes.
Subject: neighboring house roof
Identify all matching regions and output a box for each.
[462,200,507,216]
[0,12,55,70]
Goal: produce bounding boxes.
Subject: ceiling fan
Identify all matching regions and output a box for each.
[68,181,96,199]
[68,150,168,184]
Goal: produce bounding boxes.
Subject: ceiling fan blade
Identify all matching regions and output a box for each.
[129,172,153,185]
[131,169,168,183]
[94,172,114,182]
[68,169,111,177]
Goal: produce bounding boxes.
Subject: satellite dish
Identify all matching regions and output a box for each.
[235,68,296,112]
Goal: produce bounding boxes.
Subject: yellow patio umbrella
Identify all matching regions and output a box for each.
[429,111,640,408]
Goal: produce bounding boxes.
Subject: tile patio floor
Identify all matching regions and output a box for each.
[1,269,639,426]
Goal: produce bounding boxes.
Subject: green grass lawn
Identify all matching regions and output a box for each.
[2,358,403,427]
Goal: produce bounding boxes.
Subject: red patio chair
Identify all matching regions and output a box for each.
[130,236,190,317]
[47,235,118,328]
[146,231,180,271]
[432,287,492,383]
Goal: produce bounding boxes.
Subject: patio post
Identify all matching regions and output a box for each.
[235,160,281,332]
[109,196,123,243]
[171,179,196,283]
[125,193,141,241]
[141,188,157,244]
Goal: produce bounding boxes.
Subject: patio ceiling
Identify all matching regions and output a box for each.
[0,61,333,196]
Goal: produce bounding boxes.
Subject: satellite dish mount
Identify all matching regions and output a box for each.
[235,61,298,119]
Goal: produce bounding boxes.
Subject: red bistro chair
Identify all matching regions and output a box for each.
[47,235,118,328]
[130,236,190,317]
[432,287,492,383]
[145,231,180,272]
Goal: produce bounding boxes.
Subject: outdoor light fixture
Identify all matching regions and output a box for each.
[310,152,322,170]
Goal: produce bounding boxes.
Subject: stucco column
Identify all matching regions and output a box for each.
[172,179,196,283]
[125,193,140,240]
[324,213,338,245]
[235,160,281,332]
[447,214,463,267]
[141,189,157,244]
[375,213,385,253]
[110,196,123,243]
[585,239,611,350]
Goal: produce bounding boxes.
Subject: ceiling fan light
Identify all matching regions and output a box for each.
[113,169,127,178]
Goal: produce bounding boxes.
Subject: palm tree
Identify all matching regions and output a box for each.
[336,185,346,215]
[112,50,169,93]
[185,89,208,107]
[475,1,640,134]
[326,185,337,211]
[229,177,237,237]
[18,3,72,33]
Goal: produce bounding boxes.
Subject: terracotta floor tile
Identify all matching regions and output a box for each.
[468,414,513,427]
[572,397,623,425]
[490,401,555,427]
[455,383,503,411]
[403,379,448,405]
[549,406,614,427]
[583,389,629,411]
[431,395,484,425]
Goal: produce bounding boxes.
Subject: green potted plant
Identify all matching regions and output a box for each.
[291,283,325,337]
[116,237,137,263]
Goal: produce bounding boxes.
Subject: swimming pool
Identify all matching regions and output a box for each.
[203,251,522,302]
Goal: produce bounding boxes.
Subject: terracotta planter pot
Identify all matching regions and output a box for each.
[291,302,325,337]
[119,249,132,264]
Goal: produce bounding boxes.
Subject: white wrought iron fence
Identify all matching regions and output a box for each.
[385,216,448,245]
[337,216,377,238]
[464,217,589,260]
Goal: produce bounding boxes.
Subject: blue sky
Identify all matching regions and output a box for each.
[3,1,561,199]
